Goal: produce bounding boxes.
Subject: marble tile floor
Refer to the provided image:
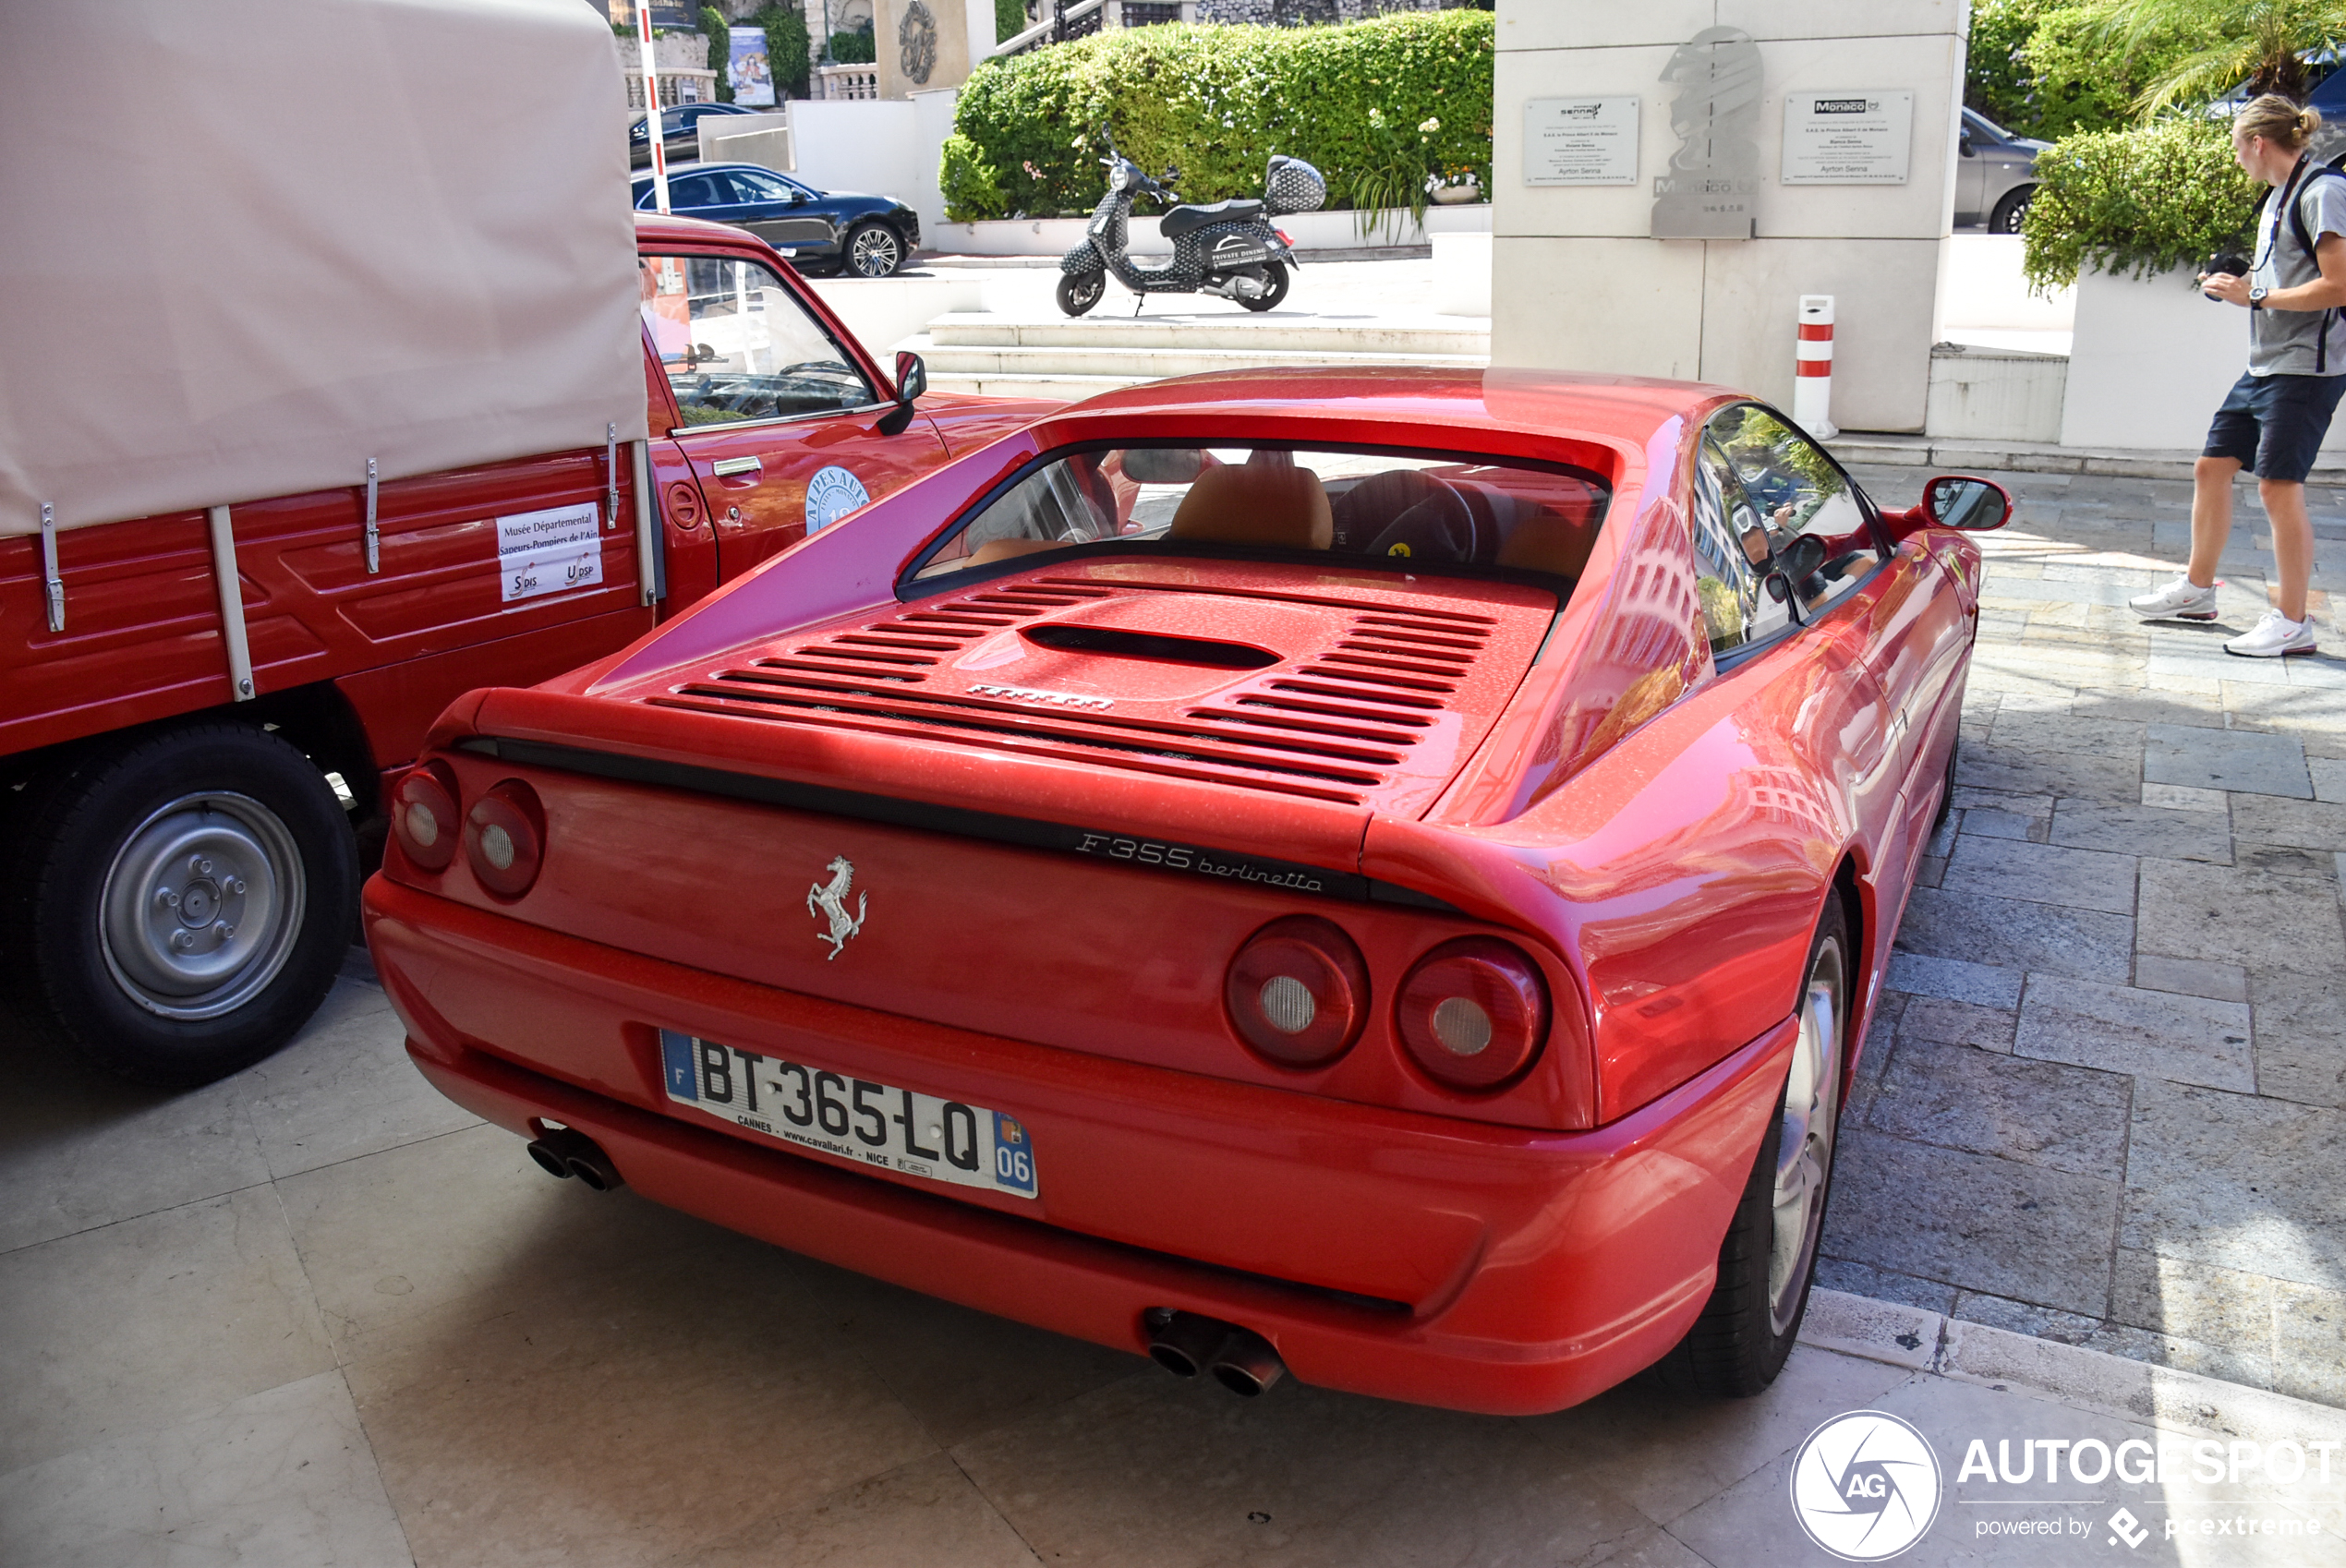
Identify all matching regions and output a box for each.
[6,980,2345,1567]
[1819,467,2346,1415]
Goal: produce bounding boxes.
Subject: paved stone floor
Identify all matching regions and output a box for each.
[1820,465,2346,1411]
[8,465,2346,1565]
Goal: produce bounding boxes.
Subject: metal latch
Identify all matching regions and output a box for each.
[605,424,620,529]
[39,501,63,632]
[363,458,380,574]
[711,455,764,480]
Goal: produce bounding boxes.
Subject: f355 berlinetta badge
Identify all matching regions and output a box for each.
[807,855,866,959]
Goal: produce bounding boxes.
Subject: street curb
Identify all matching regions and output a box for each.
[1801,1289,2346,1444]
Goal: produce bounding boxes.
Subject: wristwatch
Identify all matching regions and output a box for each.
[2251,284,2269,308]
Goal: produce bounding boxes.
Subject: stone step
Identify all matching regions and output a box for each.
[927,371,1149,401]
[922,310,1490,357]
[904,336,1488,383]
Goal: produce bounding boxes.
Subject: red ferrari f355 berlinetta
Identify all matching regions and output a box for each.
[362,368,2008,1415]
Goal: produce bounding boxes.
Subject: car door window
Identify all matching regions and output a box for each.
[665,172,730,211]
[731,169,796,204]
[640,253,875,427]
[1707,404,1880,619]
[1693,440,1794,654]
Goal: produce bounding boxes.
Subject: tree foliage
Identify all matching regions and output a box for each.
[1965,0,2200,138]
[2019,117,2262,290]
[942,11,1493,222]
[746,5,809,97]
[2085,0,2346,117]
[701,6,731,102]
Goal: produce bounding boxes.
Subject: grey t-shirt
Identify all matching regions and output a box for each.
[2250,165,2346,376]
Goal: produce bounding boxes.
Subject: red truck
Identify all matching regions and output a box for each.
[0,1,1046,1088]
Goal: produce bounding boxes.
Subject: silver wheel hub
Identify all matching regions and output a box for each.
[101,791,305,1019]
[1769,939,1844,1336]
[852,229,898,274]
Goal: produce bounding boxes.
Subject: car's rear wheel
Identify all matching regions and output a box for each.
[844,223,905,278]
[0,722,357,1087]
[1652,899,1849,1396]
[1989,186,2035,235]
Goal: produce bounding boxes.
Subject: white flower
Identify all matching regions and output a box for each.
[1419,116,1441,134]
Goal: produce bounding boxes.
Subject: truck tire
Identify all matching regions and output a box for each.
[0,722,357,1087]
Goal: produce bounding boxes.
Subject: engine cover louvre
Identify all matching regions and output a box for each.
[633,561,1555,818]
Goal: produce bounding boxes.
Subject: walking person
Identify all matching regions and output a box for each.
[2132,96,2346,656]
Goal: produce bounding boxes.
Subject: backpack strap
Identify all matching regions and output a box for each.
[2285,161,2346,372]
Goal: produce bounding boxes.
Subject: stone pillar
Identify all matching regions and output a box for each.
[1491,1,1965,433]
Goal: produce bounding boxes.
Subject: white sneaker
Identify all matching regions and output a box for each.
[2128,574,2219,620]
[2224,609,2318,657]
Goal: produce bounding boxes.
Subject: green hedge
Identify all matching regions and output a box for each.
[2020,118,2262,292]
[942,11,1493,222]
[744,6,810,99]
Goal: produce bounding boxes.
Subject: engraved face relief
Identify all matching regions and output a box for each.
[1651,26,1762,240]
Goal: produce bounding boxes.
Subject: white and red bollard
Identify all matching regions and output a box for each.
[638,0,671,214]
[1795,295,1837,439]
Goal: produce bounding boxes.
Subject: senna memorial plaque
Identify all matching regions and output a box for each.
[1522,96,1639,187]
[1650,26,1760,240]
[1782,90,1914,185]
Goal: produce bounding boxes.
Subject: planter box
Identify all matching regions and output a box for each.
[2061,262,2346,454]
[930,202,1492,259]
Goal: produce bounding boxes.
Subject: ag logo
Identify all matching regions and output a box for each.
[804,465,870,534]
[1788,1411,1941,1561]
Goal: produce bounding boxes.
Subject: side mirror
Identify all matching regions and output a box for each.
[1922,475,2011,531]
[876,351,925,435]
[1959,131,1976,157]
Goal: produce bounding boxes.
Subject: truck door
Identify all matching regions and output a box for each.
[640,249,949,580]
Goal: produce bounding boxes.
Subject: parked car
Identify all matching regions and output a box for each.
[1957,107,2049,233]
[364,368,2010,1415]
[628,101,756,169]
[632,163,920,277]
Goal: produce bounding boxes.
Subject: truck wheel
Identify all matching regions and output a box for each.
[844,223,905,278]
[1651,900,1848,1396]
[1057,271,1106,317]
[0,722,357,1087]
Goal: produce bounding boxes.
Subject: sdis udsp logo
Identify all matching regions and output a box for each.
[1790,1411,1944,1560]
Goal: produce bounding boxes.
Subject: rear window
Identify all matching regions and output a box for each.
[906,444,1611,593]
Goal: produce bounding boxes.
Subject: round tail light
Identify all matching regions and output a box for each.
[389,762,460,873]
[1225,916,1370,1068]
[463,779,546,899]
[1396,938,1549,1091]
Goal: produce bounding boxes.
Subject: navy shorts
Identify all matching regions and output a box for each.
[2205,370,2346,482]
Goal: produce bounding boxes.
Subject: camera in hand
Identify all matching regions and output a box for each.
[2204,253,2252,300]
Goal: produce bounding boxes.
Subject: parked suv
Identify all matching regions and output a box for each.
[629,102,756,168]
[1956,107,2048,234]
[632,163,921,277]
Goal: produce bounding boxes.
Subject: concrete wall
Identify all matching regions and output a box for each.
[1491,0,1966,432]
[791,96,933,233]
[2058,267,2346,454]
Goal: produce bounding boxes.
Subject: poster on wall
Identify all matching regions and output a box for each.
[1782,91,1914,184]
[1522,97,1639,186]
[730,31,774,106]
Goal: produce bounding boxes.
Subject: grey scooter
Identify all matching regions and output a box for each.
[1057,137,1326,317]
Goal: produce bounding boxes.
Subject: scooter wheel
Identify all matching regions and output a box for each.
[1237,261,1288,313]
[1058,271,1106,317]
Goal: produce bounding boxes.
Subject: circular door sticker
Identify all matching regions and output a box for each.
[1788,1410,1942,1560]
[804,465,870,533]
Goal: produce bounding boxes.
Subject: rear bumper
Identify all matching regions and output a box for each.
[364,874,1795,1416]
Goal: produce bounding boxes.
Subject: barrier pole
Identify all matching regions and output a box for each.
[639,0,671,213]
[1795,295,1837,440]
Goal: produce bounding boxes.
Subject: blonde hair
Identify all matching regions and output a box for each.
[2236,94,2323,151]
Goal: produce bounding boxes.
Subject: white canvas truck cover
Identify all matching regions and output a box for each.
[0,0,649,538]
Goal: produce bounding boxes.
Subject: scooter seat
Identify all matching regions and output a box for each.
[1159,199,1264,239]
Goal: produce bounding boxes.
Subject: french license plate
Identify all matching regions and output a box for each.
[658,1031,1038,1200]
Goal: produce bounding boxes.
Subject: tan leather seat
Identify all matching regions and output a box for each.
[1167,463,1333,550]
[966,537,1061,567]
[1494,511,1596,578]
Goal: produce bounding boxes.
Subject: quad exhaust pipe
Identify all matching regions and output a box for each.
[526,1126,624,1191]
[1144,1309,1286,1398]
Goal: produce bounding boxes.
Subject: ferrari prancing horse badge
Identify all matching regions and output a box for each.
[807,855,866,959]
